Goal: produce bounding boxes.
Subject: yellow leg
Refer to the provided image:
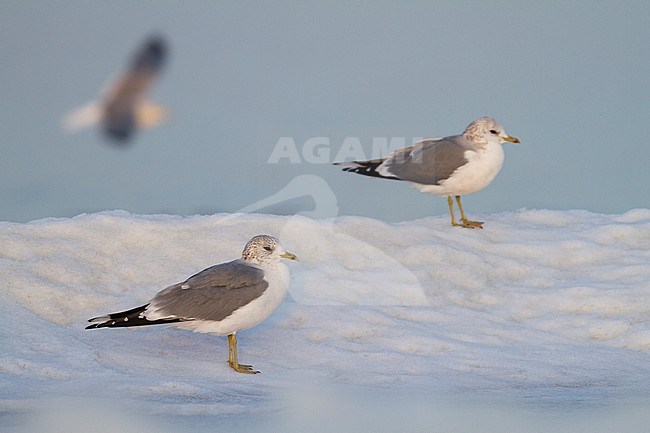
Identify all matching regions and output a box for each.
[447,195,459,226]
[228,336,232,365]
[455,195,483,229]
[227,333,259,374]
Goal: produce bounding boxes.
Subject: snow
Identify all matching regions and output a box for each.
[1,209,649,432]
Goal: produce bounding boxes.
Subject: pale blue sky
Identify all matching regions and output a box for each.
[1,1,648,222]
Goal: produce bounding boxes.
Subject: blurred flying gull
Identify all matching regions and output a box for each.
[335,117,520,229]
[87,235,298,374]
[63,35,168,144]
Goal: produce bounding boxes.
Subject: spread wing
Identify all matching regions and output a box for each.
[101,35,167,142]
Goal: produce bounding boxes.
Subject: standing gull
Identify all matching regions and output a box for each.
[63,34,168,144]
[335,117,520,229]
[86,235,298,374]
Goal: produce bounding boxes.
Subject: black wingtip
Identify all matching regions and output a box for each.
[85,304,150,330]
[132,34,168,72]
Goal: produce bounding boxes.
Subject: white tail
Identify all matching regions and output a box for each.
[62,101,102,133]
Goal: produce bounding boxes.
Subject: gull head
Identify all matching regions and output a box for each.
[242,235,299,264]
[463,117,520,147]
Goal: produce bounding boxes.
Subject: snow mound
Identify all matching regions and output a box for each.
[1,209,649,431]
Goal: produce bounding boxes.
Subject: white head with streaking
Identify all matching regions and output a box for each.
[462,117,520,149]
[86,234,298,374]
[241,235,298,264]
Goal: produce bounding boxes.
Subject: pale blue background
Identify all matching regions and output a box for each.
[1,1,648,223]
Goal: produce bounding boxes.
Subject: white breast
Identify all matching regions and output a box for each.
[414,142,504,196]
[174,262,290,336]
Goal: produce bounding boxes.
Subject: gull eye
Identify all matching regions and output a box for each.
[263,246,273,252]
[489,129,498,135]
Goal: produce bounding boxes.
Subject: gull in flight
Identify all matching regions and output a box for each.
[63,35,168,145]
